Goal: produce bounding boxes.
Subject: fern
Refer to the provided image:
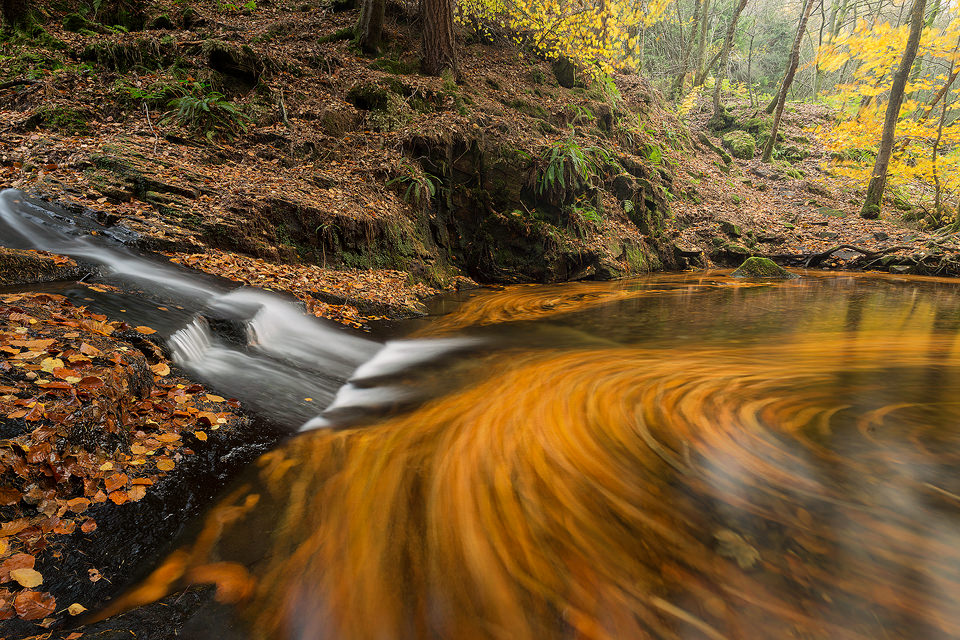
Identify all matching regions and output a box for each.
[162,82,248,141]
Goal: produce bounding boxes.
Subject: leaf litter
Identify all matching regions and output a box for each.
[0,291,241,625]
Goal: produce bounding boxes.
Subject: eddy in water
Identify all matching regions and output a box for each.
[92,272,960,640]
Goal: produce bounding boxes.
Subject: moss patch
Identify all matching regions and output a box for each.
[721,131,756,160]
[731,256,797,279]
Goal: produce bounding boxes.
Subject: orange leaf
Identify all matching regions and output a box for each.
[104,473,129,492]
[13,590,55,620]
[134,326,157,335]
[66,497,90,513]
[151,363,170,377]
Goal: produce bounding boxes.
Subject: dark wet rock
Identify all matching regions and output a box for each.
[731,256,797,279]
[0,247,82,285]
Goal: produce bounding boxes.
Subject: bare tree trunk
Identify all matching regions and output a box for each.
[710,0,749,125]
[747,32,755,108]
[766,0,818,114]
[861,0,927,219]
[672,0,703,99]
[762,0,818,162]
[693,0,713,86]
[421,0,457,76]
[356,0,386,54]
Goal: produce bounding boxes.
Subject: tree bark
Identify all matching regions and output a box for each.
[671,0,703,99]
[693,0,713,85]
[861,0,927,219]
[355,0,386,54]
[421,0,458,76]
[766,0,817,114]
[710,0,749,123]
[762,0,818,162]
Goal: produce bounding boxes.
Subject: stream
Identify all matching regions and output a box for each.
[4,189,960,639]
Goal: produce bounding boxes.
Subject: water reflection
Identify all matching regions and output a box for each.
[98,273,960,639]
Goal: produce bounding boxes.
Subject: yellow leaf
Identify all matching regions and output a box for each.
[10,567,43,588]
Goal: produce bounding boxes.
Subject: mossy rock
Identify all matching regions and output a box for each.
[203,40,265,88]
[741,116,771,135]
[731,257,797,280]
[719,220,742,237]
[551,57,585,89]
[721,131,756,160]
[782,145,809,162]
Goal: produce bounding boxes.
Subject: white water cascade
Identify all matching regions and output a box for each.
[0,189,479,430]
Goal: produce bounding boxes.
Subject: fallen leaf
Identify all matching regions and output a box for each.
[67,497,90,513]
[78,343,101,357]
[104,473,129,492]
[127,485,147,501]
[151,363,170,376]
[81,519,97,534]
[156,458,175,471]
[10,568,43,588]
[0,553,34,581]
[87,568,101,582]
[67,602,87,616]
[39,358,64,374]
[13,590,55,620]
[134,326,157,335]
[108,491,129,505]
[194,431,207,441]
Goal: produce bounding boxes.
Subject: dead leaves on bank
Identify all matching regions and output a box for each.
[170,250,437,329]
[0,292,239,626]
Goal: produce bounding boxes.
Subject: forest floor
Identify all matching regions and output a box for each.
[1,0,960,637]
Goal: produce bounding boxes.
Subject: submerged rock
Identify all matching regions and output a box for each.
[731,256,797,280]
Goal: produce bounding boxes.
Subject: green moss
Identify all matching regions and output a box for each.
[721,130,756,160]
[370,55,418,74]
[505,98,549,120]
[27,106,90,135]
[731,256,797,280]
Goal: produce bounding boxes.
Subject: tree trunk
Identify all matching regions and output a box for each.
[671,0,703,99]
[710,0,749,124]
[693,0,713,85]
[421,0,457,76]
[355,0,386,54]
[861,0,927,219]
[0,0,31,28]
[762,0,818,162]
[766,0,817,114]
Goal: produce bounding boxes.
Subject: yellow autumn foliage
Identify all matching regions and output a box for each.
[816,12,960,212]
[457,0,672,79]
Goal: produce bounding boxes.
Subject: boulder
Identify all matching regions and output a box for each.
[721,130,756,160]
[731,256,797,279]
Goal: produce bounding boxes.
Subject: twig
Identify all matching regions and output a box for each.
[143,103,160,155]
[279,88,290,128]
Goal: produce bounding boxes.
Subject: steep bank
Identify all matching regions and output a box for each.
[0,0,684,294]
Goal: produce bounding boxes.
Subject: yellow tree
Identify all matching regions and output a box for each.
[457,0,673,79]
[817,2,960,221]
